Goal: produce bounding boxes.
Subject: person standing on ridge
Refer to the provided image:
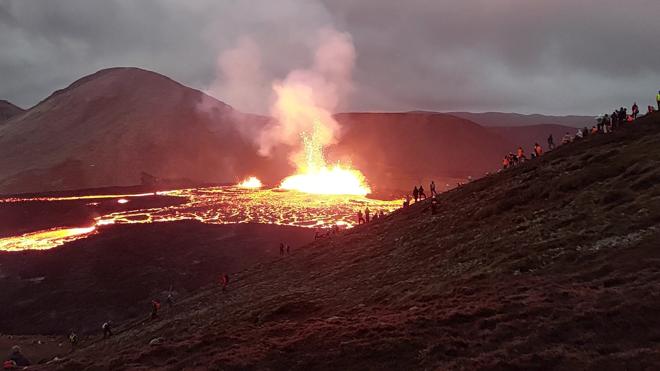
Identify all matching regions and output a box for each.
[656,90,660,111]
[632,102,639,119]
[151,299,161,320]
[430,181,437,196]
[547,135,554,150]
[102,321,113,338]
[534,143,543,157]
[365,207,370,223]
[357,210,365,224]
[418,185,426,200]
[413,186,419,202]
[221,273,229,292]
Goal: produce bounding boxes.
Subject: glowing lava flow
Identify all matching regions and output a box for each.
[279,121,370,196]
[237,176,263,189]
[0,226,97,251]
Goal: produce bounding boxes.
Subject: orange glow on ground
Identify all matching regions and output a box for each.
[0,226,97,251]
[0,187,401,251]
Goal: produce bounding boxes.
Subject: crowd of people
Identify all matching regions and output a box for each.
[502,96,658,170]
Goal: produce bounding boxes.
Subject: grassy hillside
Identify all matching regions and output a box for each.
[39,113,660,370]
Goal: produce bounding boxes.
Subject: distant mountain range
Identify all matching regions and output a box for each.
[448,111,593,128]
[0,68,587,194]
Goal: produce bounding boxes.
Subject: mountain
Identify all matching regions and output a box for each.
[35,113,660,369]
[449,111,593,128]
[332,112,511,192]
[488,124,578,151]
[0,68,290,194]
[0,68,514,195]
[0,100,24,122]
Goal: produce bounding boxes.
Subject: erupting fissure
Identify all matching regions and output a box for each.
[279,120,370,196]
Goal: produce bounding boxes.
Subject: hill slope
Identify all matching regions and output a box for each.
[47,113,660,370]
[488,124,578,151]
[0,68,289,194]
[0,100,24,122]
[332,112,511,191]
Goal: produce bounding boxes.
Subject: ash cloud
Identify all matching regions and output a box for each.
[1,0,659,115]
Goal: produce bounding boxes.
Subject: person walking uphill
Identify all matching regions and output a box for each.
[102,321,113,338]
[4,346,30,368]
[430,181,437,196]
[413,186,419,203]
[151,299,161,320]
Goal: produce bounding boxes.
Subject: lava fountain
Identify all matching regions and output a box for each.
[279,119,370,196]
[238,176,263,188]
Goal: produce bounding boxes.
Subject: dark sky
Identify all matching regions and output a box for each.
[1,0,658,115]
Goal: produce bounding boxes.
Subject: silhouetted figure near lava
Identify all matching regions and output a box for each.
[430,181,437,196]
[516,147,526,162]
[151,299,161,320]
[6,346,30,367]
[286,243,290,254]
[221,273,229,292]
[357,210,365,224]
[379,210,385,219]
[365,207,370,223]
[404,195,411,207]
[418,185,426,200]
[279,242,285,256]
[632,102,639,119]
[102,321,113,338]
[413,186,419,202]
[502,156,510,169]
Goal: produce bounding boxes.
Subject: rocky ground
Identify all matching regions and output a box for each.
[5,113,660,370]
[0,222,314,335]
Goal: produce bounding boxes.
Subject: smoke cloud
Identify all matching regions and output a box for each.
[260,28,355,157]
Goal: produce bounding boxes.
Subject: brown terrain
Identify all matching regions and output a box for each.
[0,100,25,123]
[11,112,657,370]
[0,222,314,336]
[0,68,578,196]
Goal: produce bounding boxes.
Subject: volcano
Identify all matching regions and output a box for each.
[0,68,290,194]
[0,68,517,195]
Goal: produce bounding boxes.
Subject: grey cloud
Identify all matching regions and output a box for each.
[1,0,658,115]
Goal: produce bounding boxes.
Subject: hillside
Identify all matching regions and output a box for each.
[0,100,24,122]
[43,113,660,370]
[0,68,290,194]
[332,112,510,191]
[0,68,514,195]
[0,222,314,335]
[449,111,592,128]
[488,124,578,151]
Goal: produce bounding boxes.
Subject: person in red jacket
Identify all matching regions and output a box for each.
[151,299,161,319]
[221,273,229,292]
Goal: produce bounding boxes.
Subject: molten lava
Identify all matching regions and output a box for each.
[238,176,263,189]
[279,120,370,196]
